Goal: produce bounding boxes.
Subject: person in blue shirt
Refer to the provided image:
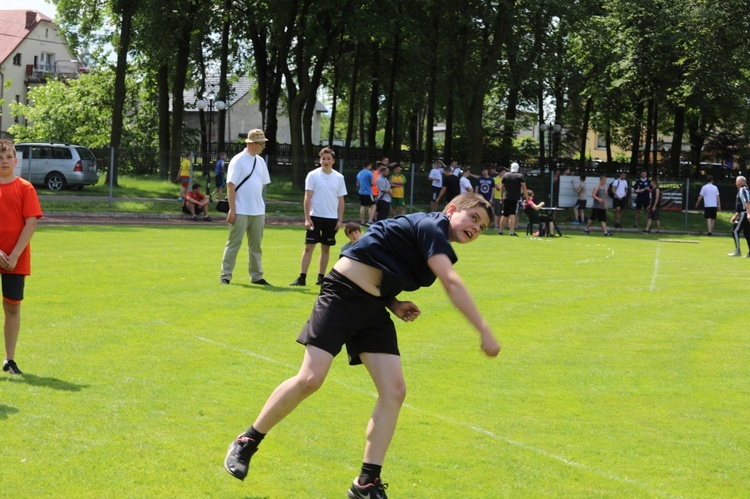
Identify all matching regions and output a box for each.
[211,152,228,200]
[356,162,376,226]
[223,193,501,498]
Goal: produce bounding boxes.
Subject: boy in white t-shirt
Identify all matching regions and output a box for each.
[290,147,348,286]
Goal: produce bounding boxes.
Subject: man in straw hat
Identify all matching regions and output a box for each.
[220,129,273,285]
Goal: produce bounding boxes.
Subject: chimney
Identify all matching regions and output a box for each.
[25,11,37,29]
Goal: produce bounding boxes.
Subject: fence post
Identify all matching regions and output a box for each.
[108,146,114,208]
[409,162,416,213]
[684,177,690,229]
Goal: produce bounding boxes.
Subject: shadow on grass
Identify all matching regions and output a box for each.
[0,373,89,392]
[234,282,318,294]
[0,404,20,419]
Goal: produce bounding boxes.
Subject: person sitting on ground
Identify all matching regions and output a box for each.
[183,183,211,221]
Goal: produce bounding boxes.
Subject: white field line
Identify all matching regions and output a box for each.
[198,336,675,497]
[650,242,661,292]
[574,246,616,265]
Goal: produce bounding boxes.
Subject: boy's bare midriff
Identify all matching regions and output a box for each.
[333,257,382,297]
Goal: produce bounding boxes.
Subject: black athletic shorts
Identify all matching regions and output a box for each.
[634,196,650,210]
[359,194,375,206]
[297,269,399,365]
[614,198,628,209]
[590,208,607,222]
[1,273,25,303]
[502,199,519,217]
[575,199,587,210]
[305,216,338,246]
[704,207,717,220]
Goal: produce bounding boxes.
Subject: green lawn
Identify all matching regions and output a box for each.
[1,225,748,497]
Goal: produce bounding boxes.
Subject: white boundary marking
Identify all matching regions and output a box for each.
[574,245,616,265]
[650,243,661,291]
[198,336,673,496]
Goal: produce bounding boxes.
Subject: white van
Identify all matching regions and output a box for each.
[14,143,100,191]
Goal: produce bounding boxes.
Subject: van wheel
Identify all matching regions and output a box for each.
[45,173,67,191]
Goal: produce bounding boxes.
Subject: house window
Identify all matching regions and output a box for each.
[12,53,21,66]
[596,134,606,149]
[40,52,55,72]
[14,95,20,123]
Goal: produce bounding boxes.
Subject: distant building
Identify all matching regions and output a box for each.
[182,76,327,146]
[0,10,86,138]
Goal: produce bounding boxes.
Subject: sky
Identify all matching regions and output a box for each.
[2,0,57,18]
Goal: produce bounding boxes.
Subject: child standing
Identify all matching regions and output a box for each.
[0,140,43,375]
[223,193,501,498]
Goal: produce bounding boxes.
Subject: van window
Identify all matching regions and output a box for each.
[31,146,52,159]
[75,147,96,161]
[53,147,73,159]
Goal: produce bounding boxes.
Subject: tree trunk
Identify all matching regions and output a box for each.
[344,43,360,152]
[669,106,685,172]
[169,4,199,181]
[218,0,232,153]
[629,100,645,171]
[157,65,170,179]
[643,97,654,169]
[368,78,379,153]
[383,35,400,158]
[579,97,593,171]
[108,0,135,187]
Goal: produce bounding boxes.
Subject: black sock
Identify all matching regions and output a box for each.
[359,463,382,485]
[299,273,307,280]
[317,273,324,281]
[243,426,266,446]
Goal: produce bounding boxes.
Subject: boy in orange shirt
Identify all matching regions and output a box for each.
[0,140,43,375]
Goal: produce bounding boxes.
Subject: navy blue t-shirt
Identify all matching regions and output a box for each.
[341,212,458,299]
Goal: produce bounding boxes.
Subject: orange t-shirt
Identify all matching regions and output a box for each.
[372,171,380,196]
[0,177,43,275]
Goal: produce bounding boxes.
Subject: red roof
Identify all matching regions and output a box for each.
[0,10,54,66]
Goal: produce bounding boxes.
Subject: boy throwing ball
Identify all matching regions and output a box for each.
[223,193,501,498]
[0,140,43,375]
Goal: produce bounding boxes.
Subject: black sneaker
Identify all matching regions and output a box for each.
[251,279,271,286]
[604,232,613,237]
[315,275,324,285]
[289,277,306,286]
[192,215,198,221]
[2,359,23,375]
[347,477,388,499]
[224,434,258,481]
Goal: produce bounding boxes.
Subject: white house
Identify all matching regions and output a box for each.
[182,76,327,146]
[0,10,85,138]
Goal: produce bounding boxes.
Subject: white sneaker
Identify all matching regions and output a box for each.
[728,251,741,257]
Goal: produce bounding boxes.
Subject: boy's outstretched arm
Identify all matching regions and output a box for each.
[427,253,501,357]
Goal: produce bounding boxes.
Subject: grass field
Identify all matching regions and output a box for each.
[1,225,748,497]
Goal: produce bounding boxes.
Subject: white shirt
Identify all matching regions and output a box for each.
[699,183,720,208]
[305,167,347,219]
[227,151,271,216]
[614,178,628,198]
[429,167,443,188]
[460,176,472,193]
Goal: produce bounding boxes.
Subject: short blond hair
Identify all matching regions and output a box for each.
[443,193,494,221]
[0,139,16,156]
